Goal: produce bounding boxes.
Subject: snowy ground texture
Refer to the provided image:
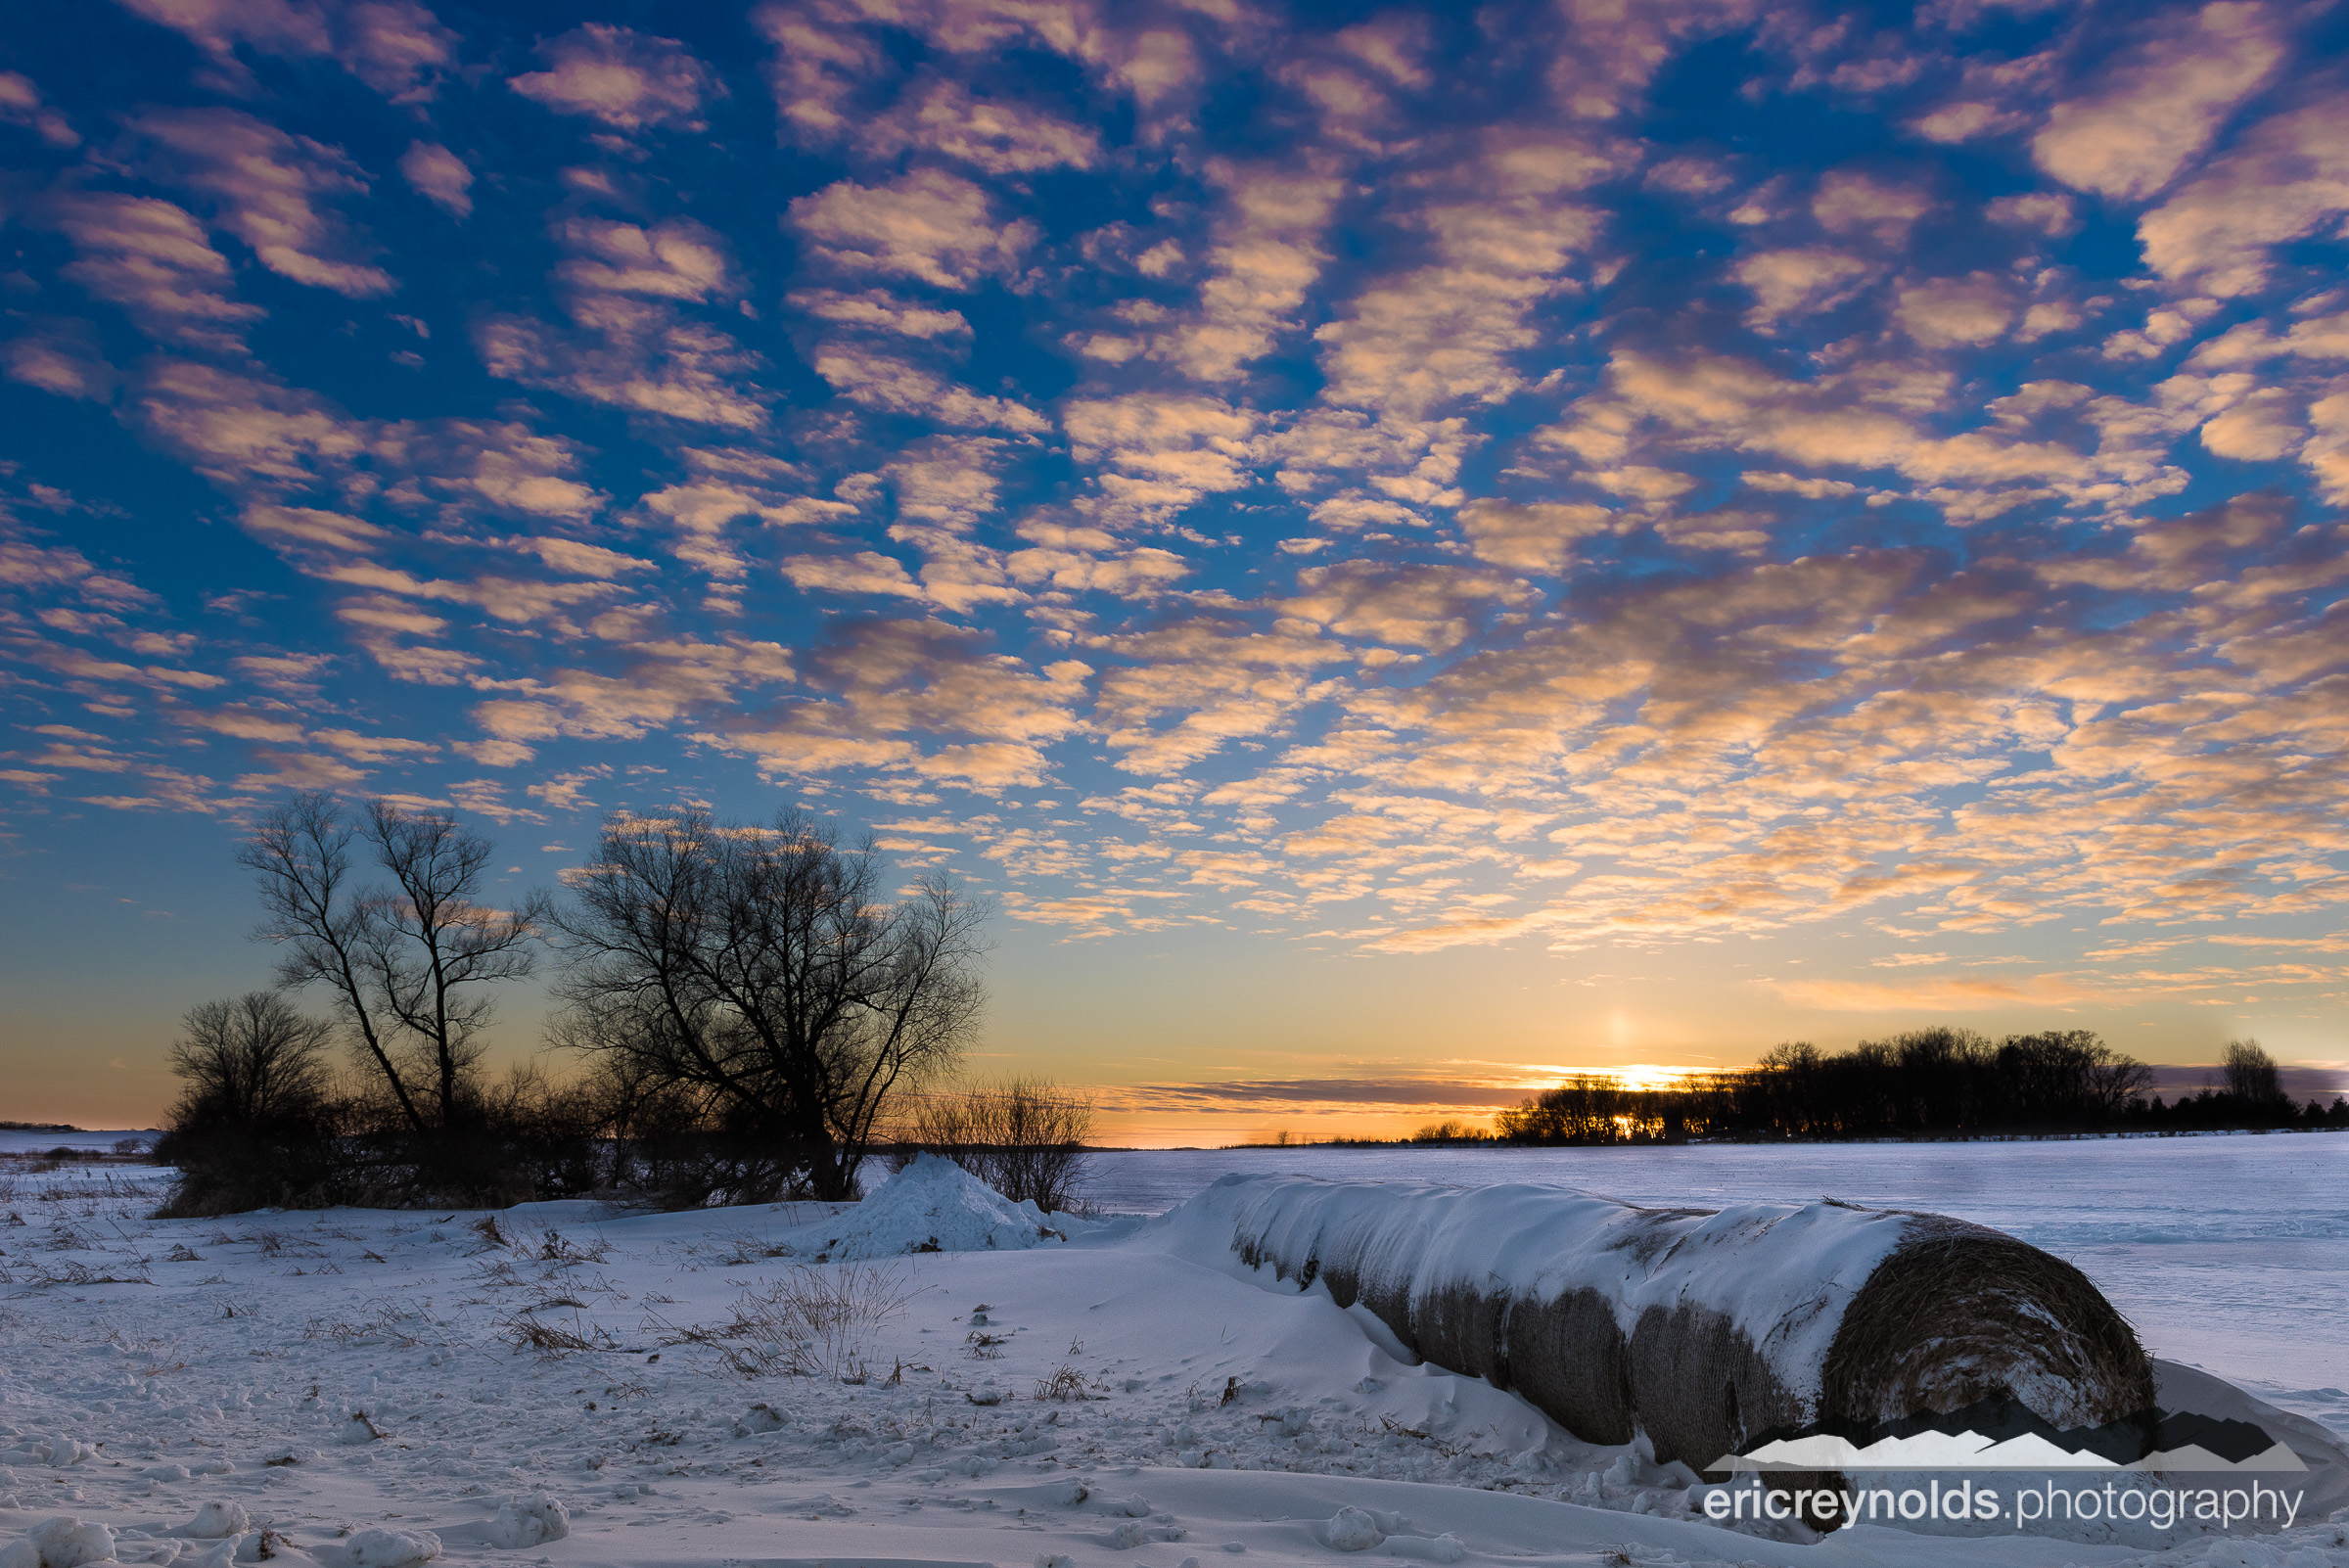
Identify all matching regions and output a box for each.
[4,1141,2347,1568]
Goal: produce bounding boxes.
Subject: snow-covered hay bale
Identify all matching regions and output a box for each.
[1208,1174,2152,1471]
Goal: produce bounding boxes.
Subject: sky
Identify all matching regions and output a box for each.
[5,0,2349,1144]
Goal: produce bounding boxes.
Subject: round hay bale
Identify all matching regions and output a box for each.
[1502,1285,1635,1445]
[1628,1299,1808,1470]
[1819,1215,2156,1435]
[1415,1278,1513,1390]
[1200,1174,2152,1476]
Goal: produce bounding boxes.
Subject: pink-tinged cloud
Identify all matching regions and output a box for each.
[508,23,715,131]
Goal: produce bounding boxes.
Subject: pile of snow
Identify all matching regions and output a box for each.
[486,1493,567,1549]
[1319,1505,1385,1552]
[803,1154,1080,1260]
[178,1504,248,1541]
[2,1439,97,1468]
[1314,1506,1464,1561]
[1,1520,115,1568]
[342,1529,438,1568]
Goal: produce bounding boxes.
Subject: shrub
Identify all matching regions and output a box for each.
[896,1078,1094,1212]
[689,1263,917,1382]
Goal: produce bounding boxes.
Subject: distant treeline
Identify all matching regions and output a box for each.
[1490,1032,2349,1144]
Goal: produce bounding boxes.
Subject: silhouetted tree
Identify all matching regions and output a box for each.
[2223,1038,2283,1104]
[165,992,334,1128]
[550,807,989,1203]
[241,794,424,1130]
[241,793,546,1136]
[356,800,548,1128]
[1497,1026,2175,1142]
[155,992,339,1215]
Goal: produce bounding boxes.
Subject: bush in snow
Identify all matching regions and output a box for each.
[487,1492,569,1548]
[1,1519,115,1568]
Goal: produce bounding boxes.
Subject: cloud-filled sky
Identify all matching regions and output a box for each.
[5,0,2349,1140]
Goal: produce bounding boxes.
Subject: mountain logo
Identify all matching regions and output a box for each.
[1712,1400,2304,1474]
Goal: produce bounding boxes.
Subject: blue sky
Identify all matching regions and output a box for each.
[5,0,2349,1139]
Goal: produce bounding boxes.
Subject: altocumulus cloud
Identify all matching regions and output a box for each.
[3,0,2349,1026]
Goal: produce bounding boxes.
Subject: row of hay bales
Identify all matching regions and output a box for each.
[1202,1173,2154,1474]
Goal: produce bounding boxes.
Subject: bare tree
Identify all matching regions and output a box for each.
[241,792,545,1131]
[241,794,424,1130]
[2223,1038,2283,1103]
[165,992,334,1130]
[550,807,989,1202]
[357,801,548,1127]
[2084,1042,2157,1120]
[156,992,340,1216]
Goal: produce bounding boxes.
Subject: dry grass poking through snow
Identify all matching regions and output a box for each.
[662,1262,919,1383]
[496,1311,620,1354]
[1035,1362,1104,1402]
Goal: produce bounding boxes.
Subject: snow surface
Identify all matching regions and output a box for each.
[2,1147,2345,1568]
[0,1134,153,1156]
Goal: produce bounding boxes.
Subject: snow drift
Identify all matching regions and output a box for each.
[1195,1173,2154,1474]
[1,1519,114,1568]
[802,1153,1079,1260]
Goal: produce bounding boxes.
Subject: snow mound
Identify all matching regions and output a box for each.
[809,1154,1076,1261]
[7,1439,97,1468]
[343,1530,438,1568]
[487,1492,568,1549]
[3,1519,115,1568]
[1313,1509,1458,1561]
[1317,1507,1383,1552]
[179,1504,248,1541]
[1107,1520,1184,1548]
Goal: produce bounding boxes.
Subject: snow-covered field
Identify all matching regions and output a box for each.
[3,1140,2345,1568]
[0,1133,152,1156]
